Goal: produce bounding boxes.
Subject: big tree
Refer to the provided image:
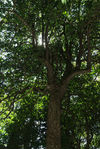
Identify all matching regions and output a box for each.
[0,0,99,149]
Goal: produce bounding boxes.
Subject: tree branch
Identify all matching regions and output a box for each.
[76,31,83,69]
[45,60,55,85]
[59,68,91,99]
[87,27,91,69]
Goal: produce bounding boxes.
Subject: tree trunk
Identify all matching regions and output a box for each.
[46,92,61,149]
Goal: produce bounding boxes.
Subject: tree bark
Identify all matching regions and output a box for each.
[46,91,61,149]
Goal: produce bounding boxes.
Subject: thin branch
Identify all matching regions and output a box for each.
[87,27,91,69]
[31,23,35,47]
[42,14,45,46]
[63,23,72,65]
[0,96,16,119]
[45,24,48,48]
[45,60,55,85]
[32,85,48,94]
[8,9,36,47]
[13,10,31,31]
[0,85,30,103]
[76,32,83,69]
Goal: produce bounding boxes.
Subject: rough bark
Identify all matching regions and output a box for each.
[46,91,61,149]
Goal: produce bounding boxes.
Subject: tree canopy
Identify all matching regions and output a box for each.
[0,0,100,149]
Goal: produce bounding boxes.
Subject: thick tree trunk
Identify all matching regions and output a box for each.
[46,92,61,149]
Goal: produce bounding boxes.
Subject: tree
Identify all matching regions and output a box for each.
[0,0,99,149]
[3,69,100,149]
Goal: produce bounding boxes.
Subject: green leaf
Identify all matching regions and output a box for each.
[61,0,67,4]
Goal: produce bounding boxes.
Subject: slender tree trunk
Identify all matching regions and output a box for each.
[46,92,61,149]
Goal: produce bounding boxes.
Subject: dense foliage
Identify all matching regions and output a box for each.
[0,73,100,149]
[0,0,100,149]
